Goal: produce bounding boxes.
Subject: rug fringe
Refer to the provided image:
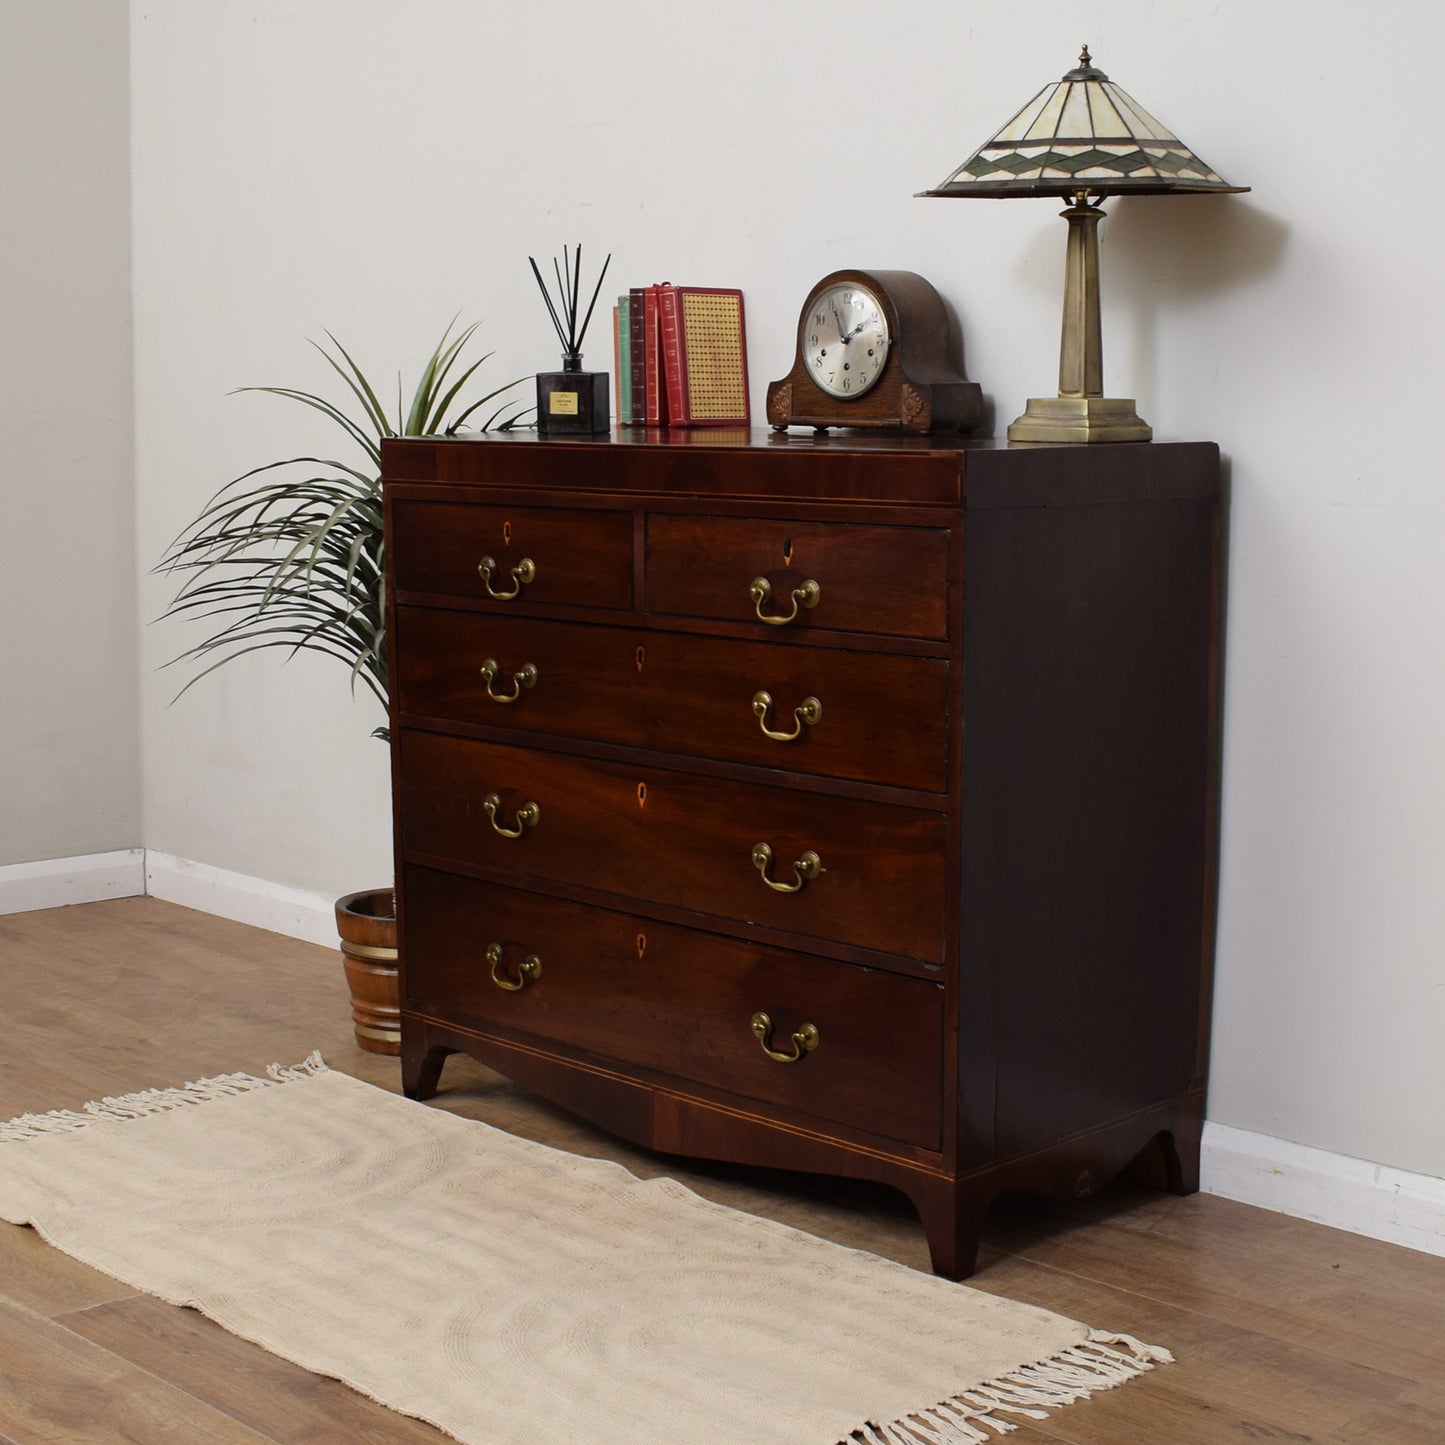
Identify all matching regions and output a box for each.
[841,1330,1172,1444]
[0,1053,329,1142]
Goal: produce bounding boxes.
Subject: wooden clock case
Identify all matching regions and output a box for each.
[766,268,984,434]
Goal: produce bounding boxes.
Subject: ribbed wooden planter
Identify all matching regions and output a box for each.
[335,888,399,1055]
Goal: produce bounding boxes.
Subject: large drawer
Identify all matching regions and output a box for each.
[647,514,950,641]
[397,731,947,964]
[389,500,633,609]
[402,864,944,1150]
[394,608,949,793]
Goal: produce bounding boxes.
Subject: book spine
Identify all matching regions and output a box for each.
[644,284,667,427]
[615,297,632,423]
[612,303,622,425]
[628,288,646,424]
[659,284,688,426]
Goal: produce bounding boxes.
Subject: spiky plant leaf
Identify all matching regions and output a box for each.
[156,321,525,741]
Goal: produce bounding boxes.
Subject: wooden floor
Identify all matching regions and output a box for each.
[1,897,1442,1444]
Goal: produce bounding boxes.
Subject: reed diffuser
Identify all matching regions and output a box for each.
[529,244,611,435]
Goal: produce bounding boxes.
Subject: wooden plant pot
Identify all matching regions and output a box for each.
[335,888,399,1055]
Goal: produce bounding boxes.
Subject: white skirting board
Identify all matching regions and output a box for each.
[0,847,336,949]
[143,850,340,949]
[4,849,1443,1259]
[1200,1122,1445,1259]
[0,849,146,914]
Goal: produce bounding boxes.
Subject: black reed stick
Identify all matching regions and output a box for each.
[529,245,612,364]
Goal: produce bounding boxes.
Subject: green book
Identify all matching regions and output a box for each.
[617,295,632,424]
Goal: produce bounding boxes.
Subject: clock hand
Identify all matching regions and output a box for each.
[829,298,848,342]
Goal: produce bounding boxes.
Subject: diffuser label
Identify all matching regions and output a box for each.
[549,391,580,416]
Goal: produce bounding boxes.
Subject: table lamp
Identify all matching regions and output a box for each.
[919,47,1248,443]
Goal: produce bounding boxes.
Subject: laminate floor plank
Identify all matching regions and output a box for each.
[966,1260,1418,1444]
[0,1223,137,1319]
[3,896,1443,1443]
[0,1297,276,1445]
[987,1199,1445,1389]
[59,1295,453,1445]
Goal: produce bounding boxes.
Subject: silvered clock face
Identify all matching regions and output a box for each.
[803,282,891,399]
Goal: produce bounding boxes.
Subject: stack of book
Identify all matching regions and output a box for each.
[612,284,750,427]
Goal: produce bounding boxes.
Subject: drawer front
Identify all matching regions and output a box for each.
[390,500,632,609]
[403,865,944,1149]
[394,608,948,793]
[647,514,951,641]
[398,732,946,963]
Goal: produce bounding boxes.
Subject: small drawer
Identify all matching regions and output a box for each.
[397,732,947,964]
[394,609,948,793]
[403,865,944,1150]
[646,514,950,641]
[390,500,632,609]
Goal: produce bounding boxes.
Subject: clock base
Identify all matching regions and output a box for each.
[1007,395,1151,444]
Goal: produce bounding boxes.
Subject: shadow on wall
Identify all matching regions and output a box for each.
[1101,196,1291,418]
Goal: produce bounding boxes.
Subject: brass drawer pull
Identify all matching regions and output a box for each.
[749,576,820,627]
[479,659,538,704]
[752,690,822,742]
[751,842,821,893]
[482,793,540,838]
[750,1011,820,1064]
[487,943,541,992]
[477,555,536,600]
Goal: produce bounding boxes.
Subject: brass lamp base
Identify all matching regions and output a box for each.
[1007,395,1152,444]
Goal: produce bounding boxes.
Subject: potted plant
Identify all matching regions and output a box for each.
[157,320,526,1053]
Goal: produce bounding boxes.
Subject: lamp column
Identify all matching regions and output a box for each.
[1007,192,1153,444]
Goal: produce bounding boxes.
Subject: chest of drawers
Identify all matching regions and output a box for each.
[381,430,1221,1279]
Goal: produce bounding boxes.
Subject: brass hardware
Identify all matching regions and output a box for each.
[353,1023,402,1043]
[477,555,537,600]
[479,658,538,704]
[482,793,540,838]
[340,939,398,962]
[487,942,541,991]
[749,576,821,627]
[751,842,821,893]
[751,690,822,742]
[750,1011,820,1064]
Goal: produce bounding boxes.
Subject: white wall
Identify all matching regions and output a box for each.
[0,2,138,865]
[123,1,1445,1183]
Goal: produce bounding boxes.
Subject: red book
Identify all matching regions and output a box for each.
[657,285,749,427]
[643,283,670,427]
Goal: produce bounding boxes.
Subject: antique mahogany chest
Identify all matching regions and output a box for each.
[381,430,1221,1278]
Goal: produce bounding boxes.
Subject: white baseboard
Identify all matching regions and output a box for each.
[144,850,340,949]
[1202,1121,1445,1258]
[0,849,146,914]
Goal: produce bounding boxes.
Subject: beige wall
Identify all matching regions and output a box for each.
[0,2,138,865]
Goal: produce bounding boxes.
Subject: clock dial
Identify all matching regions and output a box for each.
[804,283,891,399]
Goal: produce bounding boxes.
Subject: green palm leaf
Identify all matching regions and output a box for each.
[156,320,523,740]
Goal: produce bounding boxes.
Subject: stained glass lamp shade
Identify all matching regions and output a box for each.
[920,48,1248,442]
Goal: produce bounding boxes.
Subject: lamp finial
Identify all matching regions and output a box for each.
[1079,43,1091,66]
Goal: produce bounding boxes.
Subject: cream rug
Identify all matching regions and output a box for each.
[0,1056,1170,1444]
